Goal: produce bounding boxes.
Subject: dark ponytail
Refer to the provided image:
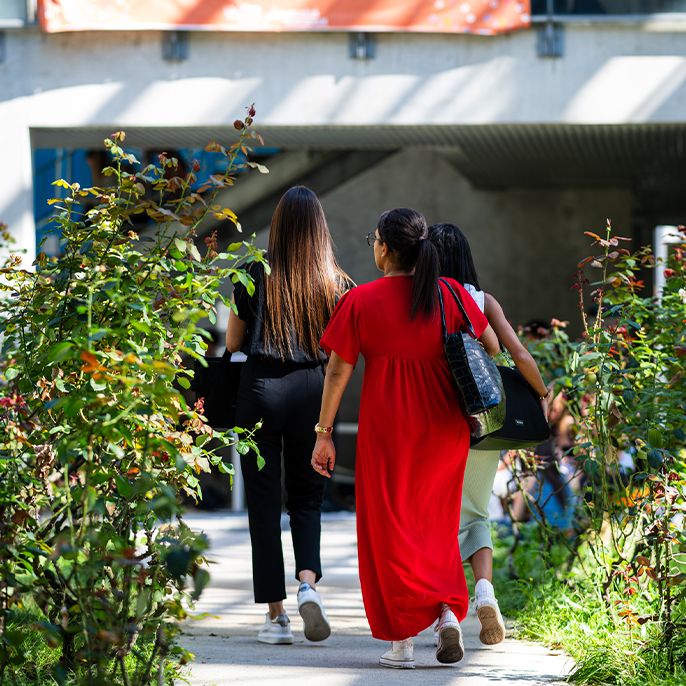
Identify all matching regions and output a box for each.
[377,208,439,318]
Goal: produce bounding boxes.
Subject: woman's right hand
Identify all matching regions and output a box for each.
[311,436,336,478]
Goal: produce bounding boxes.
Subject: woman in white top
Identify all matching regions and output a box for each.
[427,223,550,645]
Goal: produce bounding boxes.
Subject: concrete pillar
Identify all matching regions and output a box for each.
[0,117,34,264]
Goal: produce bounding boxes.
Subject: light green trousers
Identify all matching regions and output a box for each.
[459,449,501,561]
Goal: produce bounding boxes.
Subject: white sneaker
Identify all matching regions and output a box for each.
[257,613,293,645]
[435,604,464,664]
[379,638,415,669]
[297,582,331,642]
[474,580,505,645]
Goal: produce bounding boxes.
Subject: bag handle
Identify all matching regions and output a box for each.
[437,278,476,338]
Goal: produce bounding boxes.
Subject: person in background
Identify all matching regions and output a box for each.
[312,208,499,669]
[428,223,550,645]
[226,186,350,645]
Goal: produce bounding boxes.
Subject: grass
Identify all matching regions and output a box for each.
[1,608,179,686]
[489,525,686,686]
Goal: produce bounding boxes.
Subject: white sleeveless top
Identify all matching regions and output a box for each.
[463,283,485,314]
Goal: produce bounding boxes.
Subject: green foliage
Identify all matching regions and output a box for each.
[503,221,686,683]
[494,530,686,686]
[0,111,266,684]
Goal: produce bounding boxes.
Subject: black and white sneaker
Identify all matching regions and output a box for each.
[257,613,293,645]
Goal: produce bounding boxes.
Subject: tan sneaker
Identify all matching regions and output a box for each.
[475,595,506,645]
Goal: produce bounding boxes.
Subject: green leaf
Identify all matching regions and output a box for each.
[47,341,74,362]
[164,547,193,581]
[174,237,187,253]
[217,461,234,475]
[208,309,217,325]
[192,568,211,600]
[235,270,255,296]
[135,588,152,619]
[189,244,201,261]
[4,367,20,380]
[90,377,107,391]
[55,378,68,393]
[177,376,191,390]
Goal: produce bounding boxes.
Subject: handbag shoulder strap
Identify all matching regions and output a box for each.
[438,277,476,338]
[437,280,448,338]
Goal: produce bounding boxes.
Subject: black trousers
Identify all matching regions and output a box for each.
[236,357,327,603]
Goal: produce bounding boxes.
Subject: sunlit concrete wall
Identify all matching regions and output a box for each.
[245,148,632,424]
[312,149,632,422]
[319,149,632,328]
[0,23,685,258]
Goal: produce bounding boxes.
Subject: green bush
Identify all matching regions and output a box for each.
[500,222,686,684]
[0,112,266,684]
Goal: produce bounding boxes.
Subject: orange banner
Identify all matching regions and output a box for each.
[39,0,530,35]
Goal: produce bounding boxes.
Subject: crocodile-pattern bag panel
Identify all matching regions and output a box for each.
[438,279,506,439]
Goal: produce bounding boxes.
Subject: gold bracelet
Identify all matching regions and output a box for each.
[314,423,333,435]
[539,388,551,400]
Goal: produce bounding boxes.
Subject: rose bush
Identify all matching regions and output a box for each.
[504,222,686,683]
[0,109,266,685]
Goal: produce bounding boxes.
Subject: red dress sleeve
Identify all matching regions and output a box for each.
[443,279,489,339]
[320,289,361,365]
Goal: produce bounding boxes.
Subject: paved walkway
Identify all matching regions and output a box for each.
[180,512,570,686]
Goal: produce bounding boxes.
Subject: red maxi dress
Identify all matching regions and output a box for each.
[321,276,488,641]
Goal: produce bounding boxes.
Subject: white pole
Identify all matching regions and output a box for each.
[653,225,680,300]
[230,441,245,511]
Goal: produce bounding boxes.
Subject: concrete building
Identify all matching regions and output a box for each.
[2,1,685,480]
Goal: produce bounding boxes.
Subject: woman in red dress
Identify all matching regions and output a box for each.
[311,208,498,669]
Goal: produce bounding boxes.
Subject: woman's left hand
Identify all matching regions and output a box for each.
[311,436,336,478]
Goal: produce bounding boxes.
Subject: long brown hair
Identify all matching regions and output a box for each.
[264,186,349,359]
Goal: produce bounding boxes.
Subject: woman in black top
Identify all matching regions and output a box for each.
[226,186,349,645]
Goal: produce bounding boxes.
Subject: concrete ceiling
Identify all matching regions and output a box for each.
[31,123,686,197]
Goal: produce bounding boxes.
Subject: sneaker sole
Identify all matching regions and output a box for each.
[257,634,293,645]
[379,657,415,669]
[436,626,464,664]
[477,605,505,645]
[299,601,331,642]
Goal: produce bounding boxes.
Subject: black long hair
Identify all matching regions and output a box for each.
[427,223,481,290]
[377,208,439,318]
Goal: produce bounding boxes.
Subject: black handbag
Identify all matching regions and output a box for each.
[190,350,244,429]
[437,278,505,439]
[471,365,550,451]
